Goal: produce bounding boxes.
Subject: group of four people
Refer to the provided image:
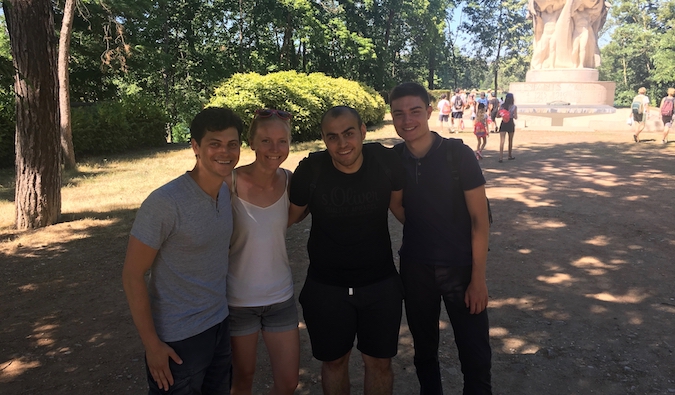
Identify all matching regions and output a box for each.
[122,82,492,395]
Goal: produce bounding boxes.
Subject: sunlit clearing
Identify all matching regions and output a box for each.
[570,167,623,187]
[0,358,41,382]
[585,289,649,304]
[584,235,610,246]
[537,272,576,285]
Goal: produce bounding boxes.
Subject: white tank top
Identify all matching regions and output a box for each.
[227,169,293,307]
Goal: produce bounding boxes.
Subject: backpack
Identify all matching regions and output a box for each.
[453,95,464,111]
[393,139,493,228]
[632,95,644,115]
[661,97,674,117]
[497,108,511,123]
[441,100,451,115]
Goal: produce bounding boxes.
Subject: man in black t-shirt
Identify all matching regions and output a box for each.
[289,106,405,395]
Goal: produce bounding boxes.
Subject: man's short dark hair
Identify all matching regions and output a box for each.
[389,82,431,107]
[321,106,363,133]
[190,107,244,144]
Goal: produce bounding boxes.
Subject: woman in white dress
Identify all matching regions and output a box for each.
[227,109,299,395]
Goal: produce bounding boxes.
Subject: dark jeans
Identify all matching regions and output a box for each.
[146,317,232,395]
[400,258,492,395]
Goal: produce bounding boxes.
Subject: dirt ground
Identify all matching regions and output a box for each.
[1,117,674,394]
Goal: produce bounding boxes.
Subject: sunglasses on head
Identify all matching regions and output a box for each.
[255,109,292,120]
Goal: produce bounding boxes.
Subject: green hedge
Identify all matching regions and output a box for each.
[0,95,169,168]
[72,95,169,156]
[208,71,386,142]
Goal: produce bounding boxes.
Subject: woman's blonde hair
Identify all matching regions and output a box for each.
[638,87,647,94]
[668,87,675,97]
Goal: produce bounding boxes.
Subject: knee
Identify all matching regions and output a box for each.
[274,375,299,395]
[363,356,392,375]
[322,354,350,372]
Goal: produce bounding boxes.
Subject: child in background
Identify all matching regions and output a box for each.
[474,103,488,159]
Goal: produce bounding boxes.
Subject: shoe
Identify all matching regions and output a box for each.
[663,140,667,144]
[477,151,483,159]
[498,159,503,163]
[633,135,638,142]
[508,156,515,160]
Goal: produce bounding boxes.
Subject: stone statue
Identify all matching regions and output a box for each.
[529,0,609,69]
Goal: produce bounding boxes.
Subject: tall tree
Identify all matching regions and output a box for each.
[3,0,62,229]
[59,0,77,169]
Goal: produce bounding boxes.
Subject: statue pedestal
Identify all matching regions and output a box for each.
[508,68,617,130]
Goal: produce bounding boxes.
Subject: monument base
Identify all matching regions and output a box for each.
[526,68,599,83]
[509,81,615,106]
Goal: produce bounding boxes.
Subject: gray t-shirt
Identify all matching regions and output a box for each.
[130,172,232,342]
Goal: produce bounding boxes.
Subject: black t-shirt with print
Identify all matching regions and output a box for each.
[289,143,405,287]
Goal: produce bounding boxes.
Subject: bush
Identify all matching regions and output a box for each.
[209,71,386,142]
[0,87,14,168]
[72,95,169,156]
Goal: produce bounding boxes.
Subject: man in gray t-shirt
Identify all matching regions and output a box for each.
[122,107,242,394]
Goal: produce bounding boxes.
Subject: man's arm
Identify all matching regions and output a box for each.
[122,236,182,390]
[463,185,490,314]
[389,189,405,224]
[288,203,309,226]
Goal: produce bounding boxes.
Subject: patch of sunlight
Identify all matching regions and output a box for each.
[585,289,648,304]
[626,311,643,325]
[298,322,306,329]
[489,296,545,310]
[489,187,555,208]
[584,235,610,246]
[18,284,38,292]
[527,219,566,229]
[537,272,576,285]
[542,311,571,320]
[518,248,531,254]
[624,195,649,201]
[571,256,618,275]
[589,304,608,314]
[578,187,611,197]
[491,327,509,336]
[439,320,449,330]
[0,358,41,382]
[0,218,118,258]
[654,304,675,314]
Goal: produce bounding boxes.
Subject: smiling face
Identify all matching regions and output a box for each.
[250,119,291,170]
[191,127,241,180]
[390,95,433,145]
[321,112,367,174]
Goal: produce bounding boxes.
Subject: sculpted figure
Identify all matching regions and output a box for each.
[529,0,609,69]
[529,0,566,69]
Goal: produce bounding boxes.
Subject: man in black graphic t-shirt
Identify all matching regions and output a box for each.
[289,106,405,395]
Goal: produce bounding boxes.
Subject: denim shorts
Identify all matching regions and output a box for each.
[228,296,299,336]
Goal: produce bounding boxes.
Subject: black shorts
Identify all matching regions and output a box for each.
[451,111,463,119]
[633,112,644,123]
[299,273,404,361]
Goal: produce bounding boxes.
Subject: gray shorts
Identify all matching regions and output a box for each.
[228,296,299,336]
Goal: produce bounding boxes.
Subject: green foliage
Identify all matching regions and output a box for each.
[71,95,169,157]
[0,86,14,168]
[209,71,386,142]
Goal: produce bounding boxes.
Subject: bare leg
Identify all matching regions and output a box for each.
[322,350,351,395]
[663,125,670,143]
[634,121,645,141]
[231,332,260,395]
[362,354,393,395]
[262,329,300,395]
[481,136,487,151]
[508,131,515,158]
[499,132,506,161]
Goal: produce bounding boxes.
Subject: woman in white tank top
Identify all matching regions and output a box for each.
[227,109,299,395]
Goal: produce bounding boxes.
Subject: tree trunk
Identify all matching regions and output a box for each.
[59,0,76,169]
[4,0,62,229]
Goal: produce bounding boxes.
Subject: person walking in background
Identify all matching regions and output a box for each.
[389,82,492,395]
[487,92,501,134]
[497,93,518,163]
[632,87,650,142]
[227,109,299,395]
[450,89,466,133]
[477,92,489,110]
[658,88,674,144]
[474,102,488,159]
[437,93,452,133]
[288,106,406,395]
[122,107,243,394]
